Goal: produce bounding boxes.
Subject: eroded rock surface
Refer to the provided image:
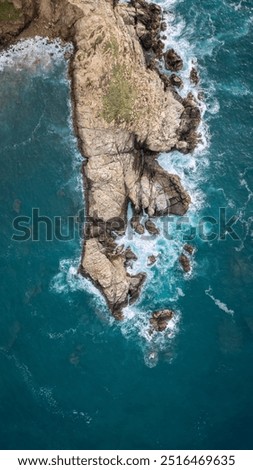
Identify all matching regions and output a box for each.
[1,0,201,319]
[164,48,183,72]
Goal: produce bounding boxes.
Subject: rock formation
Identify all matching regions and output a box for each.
[147,255,157,266]
[190,67,199,85]
[0,0,201,320]
[150,309,174,333]
[164,48,183,72]
[183,243,195,255]
[145,219,160,235]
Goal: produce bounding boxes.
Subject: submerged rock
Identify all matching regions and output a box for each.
[160,21,167,32]
[131,0,163,59]
[150,309,174,332]
[4,0,200,317]
[164,48,183,72]
[190,67,199,85]
[145,219,160,235]
[147,255,157,266]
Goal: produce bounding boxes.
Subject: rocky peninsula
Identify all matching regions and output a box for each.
[0,0,201,324]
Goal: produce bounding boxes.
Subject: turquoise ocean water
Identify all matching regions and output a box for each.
[0,0,252,450]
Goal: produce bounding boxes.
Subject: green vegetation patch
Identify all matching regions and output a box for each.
[103,38,119,58]
[102,64,136,124]
[0,1,21,21]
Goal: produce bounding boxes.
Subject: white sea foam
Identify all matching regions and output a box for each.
[0,36,73,73]
[116,0,212,362]
[205,287,234,315]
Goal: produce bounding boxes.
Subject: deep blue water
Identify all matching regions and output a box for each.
[0,0,252,450]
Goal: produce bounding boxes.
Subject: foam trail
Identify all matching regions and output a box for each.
[205,287,234,315]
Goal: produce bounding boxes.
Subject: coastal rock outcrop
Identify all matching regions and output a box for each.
[1,0,201,319]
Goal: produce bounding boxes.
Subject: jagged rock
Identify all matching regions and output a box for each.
[198,91,205,101]
[169,73,183,89]
[140,32,153,50]
[176,141,189,153]
[112,309,124,321]
[145,219,160,235]
[164,48,183,72]
[150,309,174,332]
[160,21,167,32]
[2,0,200,317]
[179,254,191,272]
[183,244,195,255]
[130,0,163,58]
[177,93,201,152]
[130,216,145,234]
[81,238,146,317]
[12,199,22,214]
[128,272,146,305]
[124,247,137,267]
[190,67,199,85]
[147,255,157,266]
[0,0,35,46]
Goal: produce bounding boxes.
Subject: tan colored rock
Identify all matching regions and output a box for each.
[80,238,145,316]
[1,0,200,317]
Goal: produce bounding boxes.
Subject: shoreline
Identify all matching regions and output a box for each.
[0,0,201,328]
